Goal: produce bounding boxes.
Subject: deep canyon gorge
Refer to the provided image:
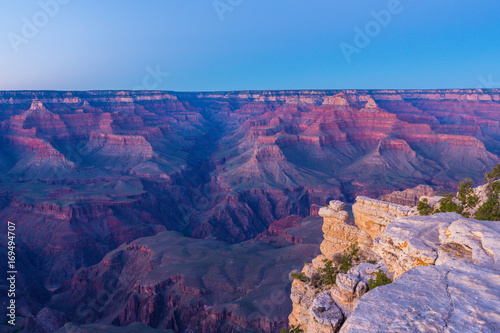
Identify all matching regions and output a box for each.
[1,89,500,332]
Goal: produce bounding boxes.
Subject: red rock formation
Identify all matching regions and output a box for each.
[0,89,499,332]
[380,184,437,206]
[45,226,322,332]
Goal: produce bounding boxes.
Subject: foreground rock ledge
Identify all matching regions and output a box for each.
[289,197,500,333]
[341,260,500,333]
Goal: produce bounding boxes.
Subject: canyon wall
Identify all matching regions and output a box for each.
[0,89,500,332]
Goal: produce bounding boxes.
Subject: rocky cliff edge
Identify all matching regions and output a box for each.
[288,196,500,333]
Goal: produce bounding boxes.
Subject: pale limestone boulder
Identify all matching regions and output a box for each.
[354,282,367,299]
[439,217,500,270]
[308,291,344,332]
[328,200,345,212]
[373,213,500,277]
[289,278,317,331]
[336,273,359,294]
[372,213,463,277]
[318,208,349,221]
[330,261,391,316]
[340,260,500,333]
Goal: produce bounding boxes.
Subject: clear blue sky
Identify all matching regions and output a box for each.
[0,0,499,91]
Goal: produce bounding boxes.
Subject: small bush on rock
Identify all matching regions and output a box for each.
[291,272,309,283]
[476,166,500,221]
[434,194,458,213]
[456,178,479,217]
[319,243,360,285]
[368,270,392,290]
[475,197,500,221]
[320,258,337,285]
[310,272,323,288]
[432,179,479,218]
[281,324,304,333]
[417,198,432,215]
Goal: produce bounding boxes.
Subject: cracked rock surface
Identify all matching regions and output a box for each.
[372,213,500,277]
[341,213,500,333]
[310,291,344,330]
[340,260,500,333]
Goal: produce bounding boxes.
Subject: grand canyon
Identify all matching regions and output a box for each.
[1,89,500,332]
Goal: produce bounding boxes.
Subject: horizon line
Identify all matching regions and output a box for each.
[0,88,499,94]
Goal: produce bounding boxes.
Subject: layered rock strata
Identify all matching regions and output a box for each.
[318,201,372,259]
[289,199,393,332]
[352,196,415,240]
[1,89,500,331]
[289,195,500,333]
[380,184,436,206]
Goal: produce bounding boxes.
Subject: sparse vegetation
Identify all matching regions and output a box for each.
[428,163,500,221]
[434,194,458,213]
[319,243,360,286]
[290,272,309,283]
[281,324,304,333]
[456,178,479,218]
[368,270,392,290]
[475,165,500,221]
[417,198,432,215]
[475,196,500,221]
[310,272,323,288]
[319,257,337,285]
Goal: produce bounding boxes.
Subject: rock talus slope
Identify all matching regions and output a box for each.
[13,217,324,333]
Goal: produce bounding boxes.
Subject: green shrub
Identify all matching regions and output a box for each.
[474,166,500,221]
[417,198,432,215]
[368,270,392,290]
[475,197,500,221]
[434,194,458,213]
[310,272,323,288]
[320,258,337,285]
[281,324,304,333]
[290,272,309,283]
[457,178,479,217]
[431,167,498,221]
[319,243,360,286]
[339,243,359,272]
[485,163,500,189]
